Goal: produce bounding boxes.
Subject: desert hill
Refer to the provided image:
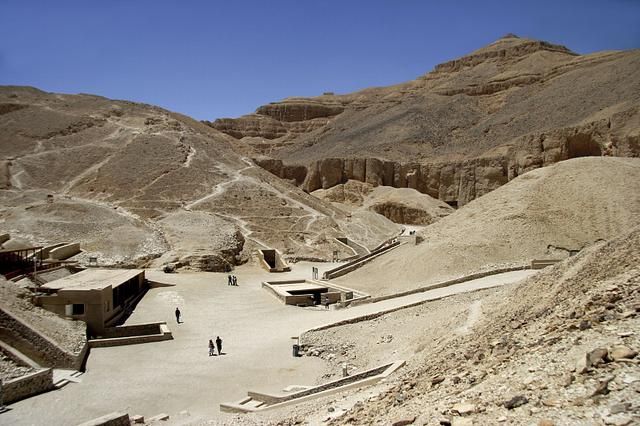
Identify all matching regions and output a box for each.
[334,157,640,296]
[209,35,640,207]
[0,86,399,269]
[286,218,640,426]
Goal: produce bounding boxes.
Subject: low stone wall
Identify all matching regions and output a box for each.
[248,363,391,405]
[88,323,172,348]
[48,243,81,261]
[302,266,530,343]
[323,241,401,280]
[0,308,86,369]
[99,322,162,338]
[351,265,530,306]
[2,368,54,404]
[76,412,130,426]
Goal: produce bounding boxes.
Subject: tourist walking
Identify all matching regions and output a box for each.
[227,274,232,286]
[216,336,223,355]
[232,275,238,286]
[208,339,215,356]
[175,307,181,323]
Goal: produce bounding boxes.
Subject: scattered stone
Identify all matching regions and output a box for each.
[591,376,615,397]
[576,353,590,374]
[617,331,634,338]
[497,416,507,423]
[562,374,574,387]
[602,414,633,426]
[608,345,638,362]
[609,403,631,415]
[579,320,591,330]
[503,395,528,410]
[452,418,473,426]
[541,398,562,407]
[392,417,416,426]
[588,347,609,366]
[538,420,555,426]
[432,375,446,386]
[452,402,476,416]
[328,407,335,413]
[148,413,170,422]
[439,418,452,426]
[131,415,144,424]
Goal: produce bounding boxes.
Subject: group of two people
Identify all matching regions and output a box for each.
[227,275,239,286]
[209,336,223,356]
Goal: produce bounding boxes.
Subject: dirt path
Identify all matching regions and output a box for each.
[2,265,536,425]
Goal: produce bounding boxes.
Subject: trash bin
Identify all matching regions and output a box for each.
[292,344,300,357]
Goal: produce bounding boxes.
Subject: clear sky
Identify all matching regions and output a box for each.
[1,0,638,120]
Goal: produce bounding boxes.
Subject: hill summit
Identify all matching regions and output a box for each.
[208,36,639,207]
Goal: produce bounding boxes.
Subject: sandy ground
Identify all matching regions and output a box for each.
[0,263,535,425]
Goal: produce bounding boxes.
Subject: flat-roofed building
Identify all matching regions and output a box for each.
[36,269,146,336]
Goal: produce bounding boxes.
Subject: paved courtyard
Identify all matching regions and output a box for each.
[1,262,536,425]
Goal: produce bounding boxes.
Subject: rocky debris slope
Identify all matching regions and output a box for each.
[0,277,86,357]
[275,224,640,426]
[0,87,399,269]
[334,157,640,296]
[313,180,454,225]
[211,35,640,207]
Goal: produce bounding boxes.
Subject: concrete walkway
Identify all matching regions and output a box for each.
[1,263,536,425]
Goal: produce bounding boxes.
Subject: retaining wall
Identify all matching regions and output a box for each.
[48,243,81,261]
[88,322,172,348]
[303,265,531,343]
[76,412,130,426]
[0,307,87,369]
[323,241,401,280]
[1,368,54,404]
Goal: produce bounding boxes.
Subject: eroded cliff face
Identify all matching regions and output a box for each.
[206,35,640,206]
[255,112,639,206]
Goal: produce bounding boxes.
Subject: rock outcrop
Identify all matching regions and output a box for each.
[0,87,399,269]
[208,35,640,206]
[313,180,453,225]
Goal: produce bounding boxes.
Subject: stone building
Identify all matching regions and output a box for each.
[35,269,146,336]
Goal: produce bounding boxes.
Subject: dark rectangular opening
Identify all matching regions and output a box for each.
[72,303,85,315]
[261,250,276,268]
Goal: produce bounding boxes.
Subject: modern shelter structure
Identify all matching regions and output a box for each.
[35,269,146,336]
[262,279,367,307]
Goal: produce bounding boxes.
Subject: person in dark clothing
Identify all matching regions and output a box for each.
[227,274,232,286]
[175,307,181,323]
[215,336,223,355]
[232,275,238,286]
[208,339,215,356]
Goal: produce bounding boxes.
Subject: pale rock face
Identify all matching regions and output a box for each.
[210,36,640,207]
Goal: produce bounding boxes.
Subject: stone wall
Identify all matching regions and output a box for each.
[1,368,54,404]
[0,308,86,369]
[48,242,81,260]
[76,412,130,426]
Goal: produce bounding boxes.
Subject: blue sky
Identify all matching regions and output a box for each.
[1,1,638,120]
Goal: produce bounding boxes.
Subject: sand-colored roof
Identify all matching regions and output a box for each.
[275,282,327,293]
[41,269,143,291]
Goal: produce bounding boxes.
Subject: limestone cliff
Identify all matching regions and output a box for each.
[207,35,640,206]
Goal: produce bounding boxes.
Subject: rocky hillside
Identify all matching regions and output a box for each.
[208,35,640,207]
[285,224,640,426]
[333,157,640,296]
[313,180,454,225]
[0,87,399,269]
